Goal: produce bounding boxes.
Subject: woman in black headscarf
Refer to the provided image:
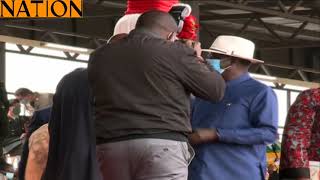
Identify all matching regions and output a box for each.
[42,68,101,180]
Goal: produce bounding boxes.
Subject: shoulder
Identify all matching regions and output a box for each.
[247,78,276,101]
[34,107,51,118]
[28,124,49,157]
[29,107,51,130]
[59,68,87,85]
[295,88,320,106]
[248,78,270,91]
[136,35,195,57]
[300,88,320,97]
[36,106,51,113]
[249,78,275,94]
[169,41,196,56]
[55,68,88,97]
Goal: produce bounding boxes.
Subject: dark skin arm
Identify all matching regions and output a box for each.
[188,128,219,145]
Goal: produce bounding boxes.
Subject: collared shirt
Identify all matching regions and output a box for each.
[88,29,225,143]
[280,88,320,179]
[189,73,278,180]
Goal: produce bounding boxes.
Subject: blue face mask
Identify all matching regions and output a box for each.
[207,59,223,73]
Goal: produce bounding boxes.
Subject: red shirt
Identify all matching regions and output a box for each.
[280,88,320,178]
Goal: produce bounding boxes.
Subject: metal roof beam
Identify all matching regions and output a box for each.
[2,24,106,41]
[236,17,255,35]
[257,41,320,49]
[201,18,320,40]
[288,0,304,13]
[289,21,309,39]
[0,25,107,49]
[202,1,320,24]
[201,22,279,42]
[277,0,288,13]
[256,17,283,41]
[200,9,312,20]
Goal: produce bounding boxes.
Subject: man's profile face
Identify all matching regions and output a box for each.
[220,57,233,69]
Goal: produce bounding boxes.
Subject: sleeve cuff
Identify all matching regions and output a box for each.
[279,168,310,179]
[216,128,226,142]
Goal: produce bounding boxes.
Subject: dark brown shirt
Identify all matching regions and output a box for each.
[88,29,225,143]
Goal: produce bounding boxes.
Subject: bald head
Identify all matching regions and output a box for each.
[136,11,178,40]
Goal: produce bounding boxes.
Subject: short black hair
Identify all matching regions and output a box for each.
[238,59,251,67]
[135,10,178,33]
[15,88,33,97]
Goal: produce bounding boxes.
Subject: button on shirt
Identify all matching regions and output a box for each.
[189,73,278,180]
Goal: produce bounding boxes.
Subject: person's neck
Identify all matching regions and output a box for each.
[222,70,247,81]
[137,28,164,39]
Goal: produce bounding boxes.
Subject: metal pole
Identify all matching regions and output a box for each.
[0,42,8,162]
[0,42,5,84]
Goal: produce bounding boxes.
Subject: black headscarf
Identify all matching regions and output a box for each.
[0,82,9,139]
[43,68,101,180]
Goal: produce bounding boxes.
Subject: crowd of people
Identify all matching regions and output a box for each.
[0,2,319,180]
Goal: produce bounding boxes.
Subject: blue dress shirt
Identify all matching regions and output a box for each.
[189,73,278,180]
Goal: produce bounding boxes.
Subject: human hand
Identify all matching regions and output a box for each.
[193,42,205,63]
[20,133,26,140]
[188,128,219,145]
[193,42,201,56]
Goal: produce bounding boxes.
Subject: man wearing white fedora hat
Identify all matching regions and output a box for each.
[188,35,279,180]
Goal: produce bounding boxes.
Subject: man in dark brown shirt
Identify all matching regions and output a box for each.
[88,11,225,180]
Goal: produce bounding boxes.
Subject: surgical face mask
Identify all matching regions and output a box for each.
[20,99,29,105]
[207,58,232,74]
[207,59,224,73]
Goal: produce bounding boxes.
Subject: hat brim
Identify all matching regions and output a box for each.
[202,49,264,64]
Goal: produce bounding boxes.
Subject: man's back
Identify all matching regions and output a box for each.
[89,29,225,143]
[43,68,100,180]
[90,10,225,180]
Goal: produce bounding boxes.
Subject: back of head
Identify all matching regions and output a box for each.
[15,88,33,97]
[135,10,178,36]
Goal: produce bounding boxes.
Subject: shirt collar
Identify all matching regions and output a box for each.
[226,72,251,87]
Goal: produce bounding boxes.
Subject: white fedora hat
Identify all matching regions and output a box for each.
[202,35,264,64]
